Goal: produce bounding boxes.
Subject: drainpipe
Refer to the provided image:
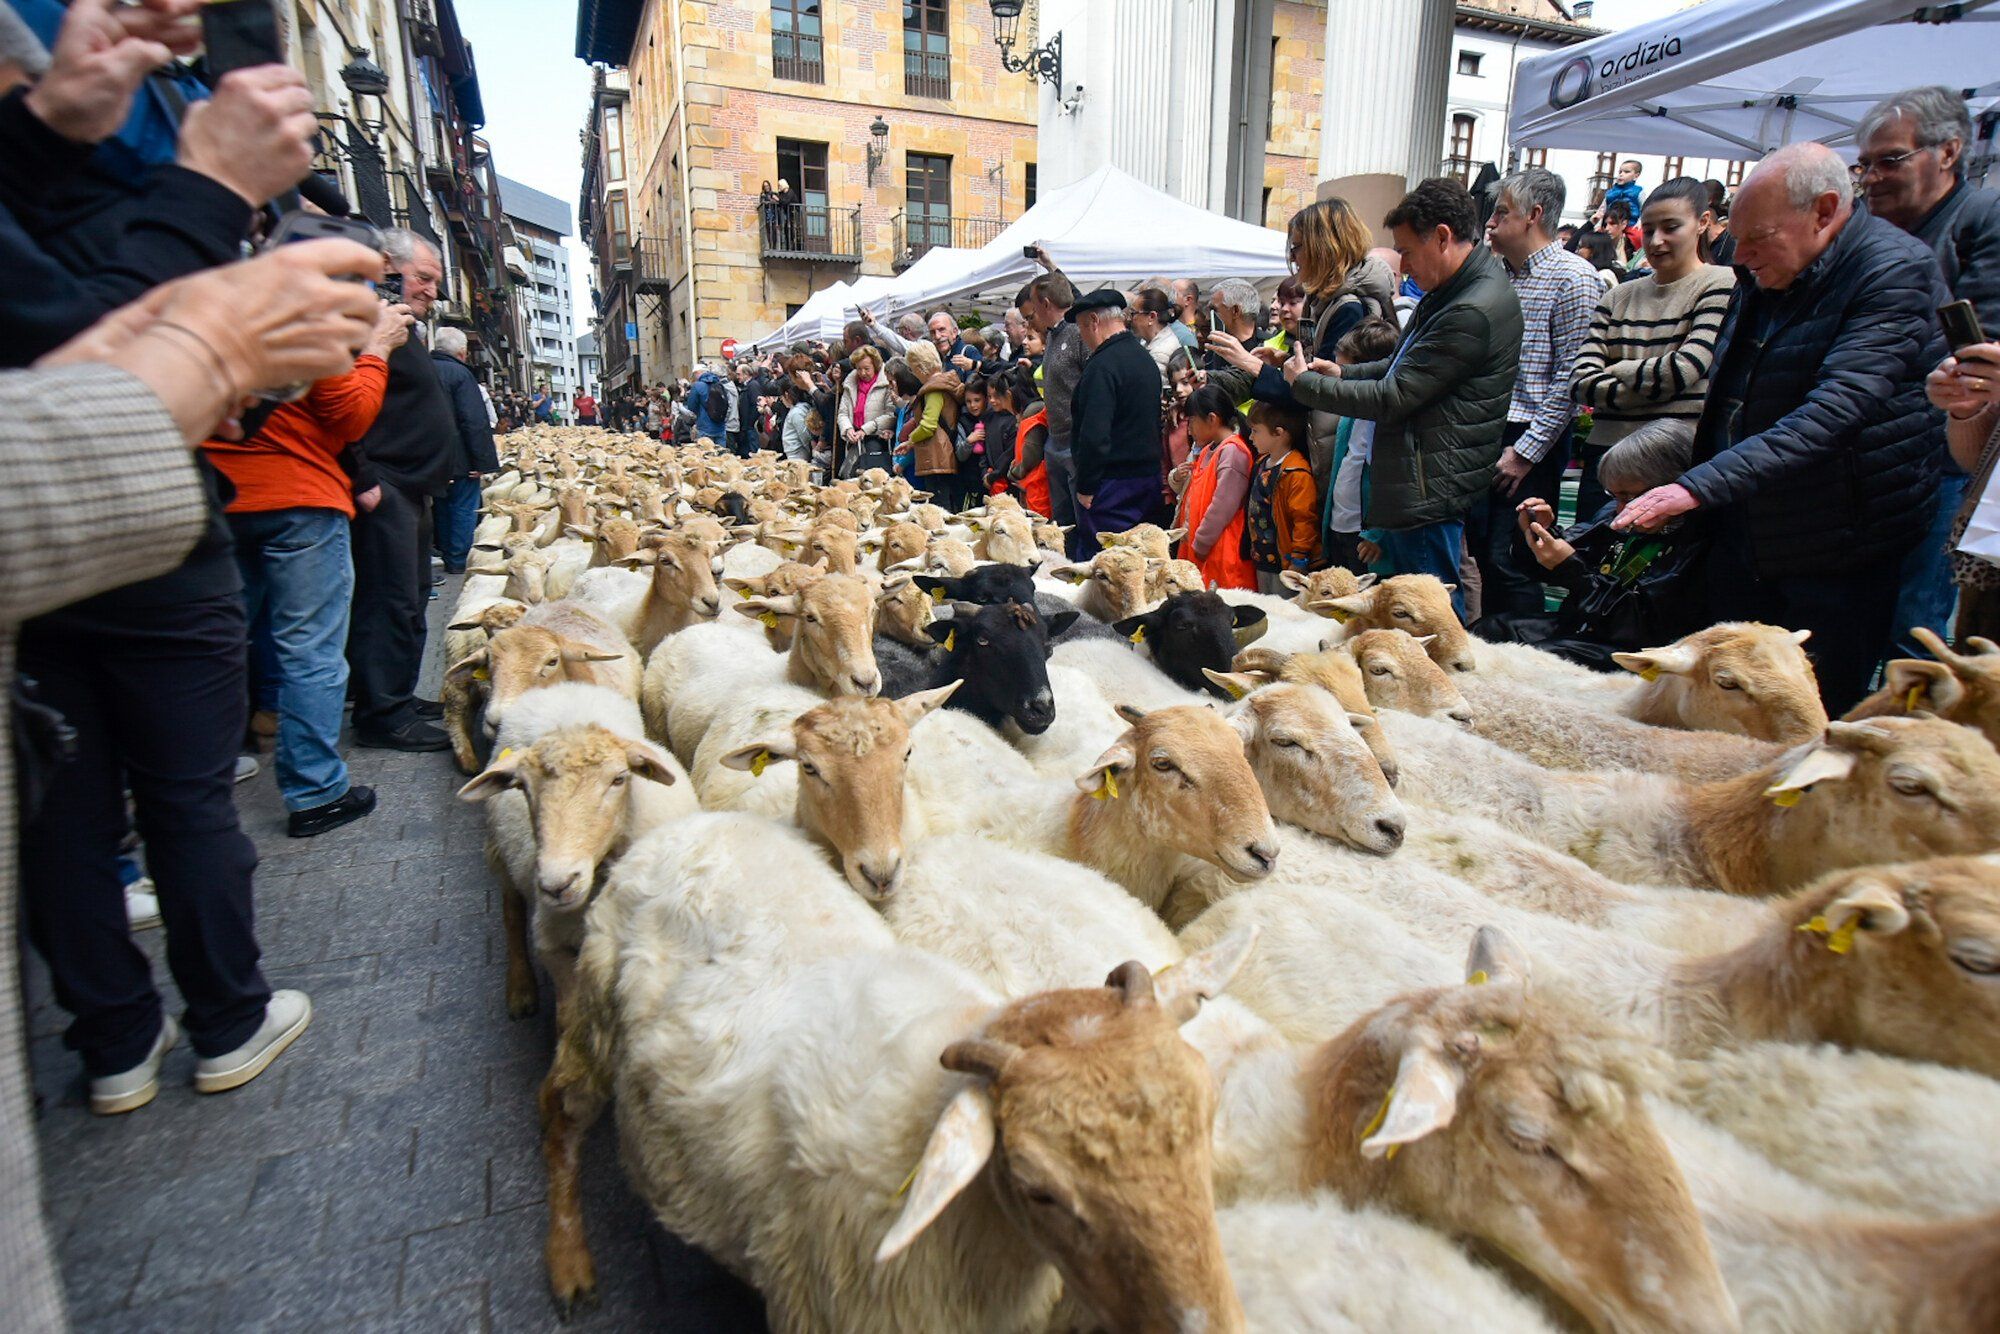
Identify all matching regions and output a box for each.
[664,0,700,365]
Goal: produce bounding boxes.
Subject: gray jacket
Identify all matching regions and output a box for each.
[1912,181,2000,331]
[1042,320,1086,458]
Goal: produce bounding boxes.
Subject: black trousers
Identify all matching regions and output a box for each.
[347,480,432,733]
[1707,525,1900,715]
[1467,423,1571,619]
[19,596,268,1076]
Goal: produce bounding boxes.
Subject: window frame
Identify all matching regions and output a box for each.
[1456,49,1482,77]
[903,0,950,99]
[905,151,954,253]
[771,0,825,84]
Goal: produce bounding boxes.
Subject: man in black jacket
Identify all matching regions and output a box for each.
[430,326,500,573]
[347,229,457,751]
[1067,289,1164,554]
[1616,143,1950,712]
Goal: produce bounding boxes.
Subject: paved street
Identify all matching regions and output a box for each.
[26,579,767,1333]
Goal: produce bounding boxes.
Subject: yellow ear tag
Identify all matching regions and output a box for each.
[758,611,780,629]
[749,750,771,778]
[1639,666,1662,682]
[497,747,514,760]
[1766,786,1804,808]
[943,628,956,652]
[1797,914,1859,955]
[472,667,490,681]
[1129,626,1147,645]
[1326,607,1353,624]
[1092,770,1120,801]
[893,1158,919,1200]
[1358,1089,1402,1161]
[1904,685,1923,713]
[1468,969,1490,987]
[928,587,945,604]
[1068,573,1088,585]
[1221,678,1248,700]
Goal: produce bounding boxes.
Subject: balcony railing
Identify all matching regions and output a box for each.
[634,235,677,293]
[892,212,1007,269]
[904,49,949,99]
[1441,154,1478,186]
[759,202,863,263]
[773,37,823,84]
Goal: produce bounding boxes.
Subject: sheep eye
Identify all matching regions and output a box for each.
[544,657,561,670]
[1271,737,1298,749]
[1714,674,1742,691]
[1391,608,1412,620]
[1369,665,1391,677]
[1151,756,1176,773]
[799,762,819,779]
[1949,944,2000,976]
[1889,773,1931,798]
[609,773,629,787]
[805,613,820,624]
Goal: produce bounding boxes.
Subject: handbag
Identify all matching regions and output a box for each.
[1958,430,2000,571]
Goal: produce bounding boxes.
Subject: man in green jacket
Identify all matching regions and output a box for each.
[1285,178,1522,620]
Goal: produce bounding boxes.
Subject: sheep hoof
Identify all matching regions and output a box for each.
[551,1282,599,1322]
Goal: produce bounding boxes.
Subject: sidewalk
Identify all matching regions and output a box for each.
[27,576,766,1332]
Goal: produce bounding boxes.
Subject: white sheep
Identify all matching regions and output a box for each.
[1457,675,1784,782]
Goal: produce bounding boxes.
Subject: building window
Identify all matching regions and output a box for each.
[1448,114,1476,182]
[775,138,831,251]
[1663,155,1685,181]
[1024,162,1036,208]
[904,0,949,99]
[1266,36,1280,143]
[603,103,625,182]
[1725,159,1746,187]
[772,0,823,84]
[1261,186,1273,226]
[1457,50,1482,76]
[607,191,629,266]
[1522,146,1547,169]
[906,151,953,252]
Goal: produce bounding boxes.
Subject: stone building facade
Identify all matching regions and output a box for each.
[578,0,1040,374]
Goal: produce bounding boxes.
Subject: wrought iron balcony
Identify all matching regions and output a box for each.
[892,212,1006,269]
[759,202,863,264]
[634,235,677,293]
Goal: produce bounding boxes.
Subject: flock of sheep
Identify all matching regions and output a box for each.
[441,424,2000,1333]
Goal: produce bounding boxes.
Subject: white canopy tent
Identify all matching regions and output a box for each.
[744,261,971,352]
[1511,0,2000,168]
[858,164,1289,319]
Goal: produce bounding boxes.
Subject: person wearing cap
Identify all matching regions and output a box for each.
[1067,288,1166,553]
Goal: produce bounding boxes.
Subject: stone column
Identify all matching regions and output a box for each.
[1317,0,1455,237]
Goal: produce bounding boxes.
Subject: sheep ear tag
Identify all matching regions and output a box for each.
[943,628,956,652]
[1326,607,1353,624]
[1467,969,1489,986]
[1357,1090,1402,1161]
[749,750,771,778]
[1092,770,1120,801]
[1639,666,1662,682]
[928,588,945,604]
[758,611,780,629]
[1768,787,1804,808]
[1796,914,1859,955]
[1129,626,1147,645]
[1904,685,1924,713]
[473,667,491,681]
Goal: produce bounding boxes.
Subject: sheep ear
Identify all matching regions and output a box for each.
[1231,606,1269,646]
[718,735,797,772]
[1764,738,1860,796]
[1050,563,1090,585]
[445,650,489,685]
[1320,593,1371,622]
[1362,1042,1464,1159]
[1612,643,1700,680]
[1279,568,1311,593]
[613,552,652,569]
[1353,572,1379,590]
[1076,740,1137,797]
[562,643,627,664]
[624,742,679,786]
[1113,702,1147,726]
[897,680,961,725]
[457,749,523,802]
[1045,610,1079,638]
[1883,659,1963,714]
[1346,710,1378,731]
[1153,925,1259,1024]
[874,1086,997,1264]
[1466,925,1531,989]
[1790,628,1813,646]
[1204,669,1259,700]
[446,614,489,631]
[1818,878,1912,944]
[736,594,801,621]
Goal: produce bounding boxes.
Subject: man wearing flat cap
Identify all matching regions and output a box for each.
[1067,288,1165,553]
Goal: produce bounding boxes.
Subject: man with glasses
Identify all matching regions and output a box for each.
[1855,86,2000,658]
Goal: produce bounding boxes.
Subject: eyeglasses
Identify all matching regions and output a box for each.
[1853,146,1933,177]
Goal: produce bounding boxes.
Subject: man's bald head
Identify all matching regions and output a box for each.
[1728,142,1853,290]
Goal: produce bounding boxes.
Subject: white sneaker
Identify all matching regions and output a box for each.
[125,879,162,931]
[193,990,311,1095]
[90,1016,179,1115]
[234,755,260,784]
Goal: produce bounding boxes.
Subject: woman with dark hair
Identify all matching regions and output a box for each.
[1573,231,1623,291]
[1570,176,1736,520]
[1701,179,1736,267]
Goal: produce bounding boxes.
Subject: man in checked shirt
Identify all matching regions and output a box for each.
[1477,168,1603,617]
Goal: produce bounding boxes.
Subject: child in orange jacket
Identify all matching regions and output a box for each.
[1243,401,1321,594]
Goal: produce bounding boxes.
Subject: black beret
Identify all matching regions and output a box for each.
[1066,288,1128,319]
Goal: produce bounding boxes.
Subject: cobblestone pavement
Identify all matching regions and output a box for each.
[27,576,767,1333]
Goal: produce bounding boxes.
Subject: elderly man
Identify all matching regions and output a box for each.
[346,228,457,751]
[929,310,977,366]
[1067,289,1166,551]
[1002,307,1030,363]
[1202,279,1262,373]
[1170,277,1203,348]
[1286,178,1522,616]
[430,326,499,572]
[1016,260,1086,544]
[1476,167,1601,618]
[1615,143,1949,713]
[1856,86,2000,658]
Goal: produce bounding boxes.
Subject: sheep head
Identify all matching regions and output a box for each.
[1281,566,1375,611]
[719,687,957,900]
[1318,576,1473,674]
[1096,523,1183,562]
[450,626,629,739]
[457,724,679,910]
[877,931,1259,1334]
[1213,646,1405,789]
[1073,705,1279,883]
[874,576,936,649]
[1115,592,1267,698]
[616,530,722,622]
[1344,630,1473,723]
[1223,683,1405,855]
[1307,937,1738,1334]
[1864,629,2000,751]
[1052,548,1151,621]
[1614,622,1826,744]
[737,573,881,697]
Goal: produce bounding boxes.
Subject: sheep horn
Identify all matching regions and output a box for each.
[939,1036,1021,1081]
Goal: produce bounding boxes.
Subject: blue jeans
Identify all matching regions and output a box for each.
[231,508,354,812]
[435,475,482,572]
[1890,470,1965,660]
[1376,518,1468,621]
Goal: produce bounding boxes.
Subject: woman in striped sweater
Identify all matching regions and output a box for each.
[1569,176,1737,520]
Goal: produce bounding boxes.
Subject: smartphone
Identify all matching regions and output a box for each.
[1022,244,1039,259]
[256,212,385,401]
[377,271,404,303]
[201,0,285,79]
[1941,299,1987,353]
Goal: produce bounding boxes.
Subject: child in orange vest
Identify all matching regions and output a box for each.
[1244,400,1321,594]
[1170,384,1257,591]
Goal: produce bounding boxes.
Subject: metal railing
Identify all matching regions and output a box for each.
[773,36,823,83]
[634,235,678,291]
[759,202,863,263]
[892,212,1007,268]
[904,49,950,99]
[1441,154,1478,186]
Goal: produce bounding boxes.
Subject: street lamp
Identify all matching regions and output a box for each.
[987,1,1064,91]
[340,49,390,140]
[865,115,890,186]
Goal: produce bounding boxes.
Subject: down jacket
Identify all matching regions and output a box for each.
[1913,181,2000,330]
[1679,206,1948,578]
[1288,245,1522,530]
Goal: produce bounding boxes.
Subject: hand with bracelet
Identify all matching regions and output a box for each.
[37,239,386,443]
